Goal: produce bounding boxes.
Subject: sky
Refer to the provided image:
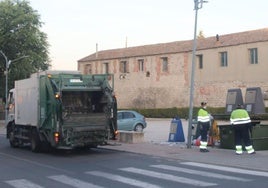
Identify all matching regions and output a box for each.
[28,0,268,70]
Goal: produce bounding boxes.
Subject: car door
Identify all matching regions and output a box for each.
[122,111,136,130]
[117,111,135,131]
[117,112,130,130]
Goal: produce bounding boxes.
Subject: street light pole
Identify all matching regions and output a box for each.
[0,51,10,127]
[187,0,207,148]
[0,50,28,126]
[5,60,11,127]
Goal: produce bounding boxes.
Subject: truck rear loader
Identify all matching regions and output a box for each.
[6,70,117,152]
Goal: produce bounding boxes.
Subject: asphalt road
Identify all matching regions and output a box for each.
[0,138,268,188]
[1,119,268,187]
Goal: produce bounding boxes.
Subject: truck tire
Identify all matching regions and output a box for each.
[8,123,19,148]
[9,131,19,148]
[31,130,41,152]
[41,141,52,152]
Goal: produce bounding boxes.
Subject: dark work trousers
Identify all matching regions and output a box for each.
[199,121,210,142]
[233,124,252,147]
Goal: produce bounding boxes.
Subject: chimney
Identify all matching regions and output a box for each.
[96,43,98,58]
[216,34,219,41]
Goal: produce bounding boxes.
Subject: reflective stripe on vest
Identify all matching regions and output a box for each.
[197,108,210,123]
[230,109,251,125]
[230,117,251,125]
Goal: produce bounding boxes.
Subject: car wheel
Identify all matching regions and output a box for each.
[134,124,143,132]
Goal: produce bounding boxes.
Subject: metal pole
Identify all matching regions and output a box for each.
[5,61,8,126]
[187,0,207,148]
[0,51,27,126]
[0,51,9,127]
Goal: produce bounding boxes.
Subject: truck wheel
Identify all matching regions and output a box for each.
[31,131,41,152]
[134,124,143,132]
[9,131,19,148]
[41,141,52,152]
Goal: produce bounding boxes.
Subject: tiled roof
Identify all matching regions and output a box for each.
[78,28,268,62]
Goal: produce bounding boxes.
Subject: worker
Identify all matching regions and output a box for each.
[230,104,255,155]
[197,102,211,152]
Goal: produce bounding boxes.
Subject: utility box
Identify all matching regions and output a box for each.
[218,124,235,149]
[218,124,268,151]
[191,119,199,139]
[251,124,268,150]
[168,118,185,142]
[225,88,244,114]
[244,87,265,114]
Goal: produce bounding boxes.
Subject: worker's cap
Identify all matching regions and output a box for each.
[201,102,207,106]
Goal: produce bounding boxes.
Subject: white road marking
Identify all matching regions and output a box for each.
[48,175,103,188]
[0,152,73,174]
[120,167,217,187]
[181,162,268,177]
[151,164,251,182]
[5,162,266,188]
[86,171,162,188]
[5,179,44,188]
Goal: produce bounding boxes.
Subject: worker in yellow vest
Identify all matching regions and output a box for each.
[230,104,255,155]
[197,102,211,152]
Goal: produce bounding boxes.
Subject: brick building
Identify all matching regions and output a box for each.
[77,28,268,109]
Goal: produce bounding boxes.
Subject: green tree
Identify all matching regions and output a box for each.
[197,30,205,39]
[0,0,50,98]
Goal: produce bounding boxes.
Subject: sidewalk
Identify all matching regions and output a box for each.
[102,141,268,172]
[101,118,268,172]
[1,119,268,172]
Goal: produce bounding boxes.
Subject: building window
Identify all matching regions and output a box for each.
[138,59,144,72]
[249,48,258,64]
[220,51,228,67]
[161,57,168,72]
[197,54,203,69]
[120,61,128,73]
[84,64,92,74]
[103,62,109,74]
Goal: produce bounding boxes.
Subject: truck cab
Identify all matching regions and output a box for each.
[7,89,15,122]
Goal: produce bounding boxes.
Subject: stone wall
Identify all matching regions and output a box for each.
[78,42,268,109]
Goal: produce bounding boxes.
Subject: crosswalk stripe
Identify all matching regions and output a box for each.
[86,171,161,188]
[48,175,103,188]
[181,162,268,177]
[5,179,44,188]
[151,164,251,182]
[120,167,217,187]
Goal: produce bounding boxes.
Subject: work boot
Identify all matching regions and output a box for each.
[200,148,209,152]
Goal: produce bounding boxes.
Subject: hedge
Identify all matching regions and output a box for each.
[121,107,268,120]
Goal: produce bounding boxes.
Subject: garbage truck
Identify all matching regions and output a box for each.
[6,70,118,152]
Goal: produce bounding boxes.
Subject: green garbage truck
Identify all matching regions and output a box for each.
[6,70,117,152]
